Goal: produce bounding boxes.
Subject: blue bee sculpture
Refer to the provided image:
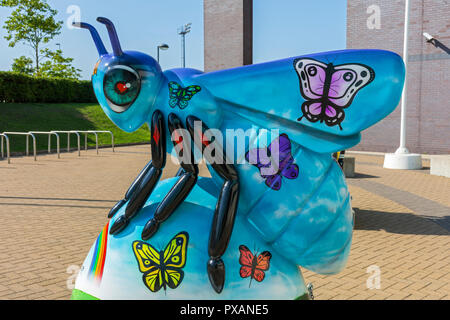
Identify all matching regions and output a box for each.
[71,17,405,300]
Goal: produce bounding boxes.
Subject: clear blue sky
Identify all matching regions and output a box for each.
[0,0,347,80]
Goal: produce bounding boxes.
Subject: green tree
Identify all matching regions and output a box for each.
[38,49,81,79]
[1,0,63,72]
[11,55,35,75]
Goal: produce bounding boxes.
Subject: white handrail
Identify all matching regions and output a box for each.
[2,132,36,161]
[72,131,99,154]
[0,134,10,164]
[72,130,115,154]
[90,130,115,152]
[29,131,60,159]
[51,131,81,156]
[0,130,115,163]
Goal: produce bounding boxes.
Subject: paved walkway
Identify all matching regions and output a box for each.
[302,154,450,300]
[0,146,448,299]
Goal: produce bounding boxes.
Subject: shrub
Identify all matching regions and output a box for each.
[0,71,96,103]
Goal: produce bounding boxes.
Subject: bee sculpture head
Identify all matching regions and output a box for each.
[74,18,164,132]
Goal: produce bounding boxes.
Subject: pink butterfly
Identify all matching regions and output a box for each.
[294,58,375,130]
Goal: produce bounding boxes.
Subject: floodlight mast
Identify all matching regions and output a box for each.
[178,23,192,68]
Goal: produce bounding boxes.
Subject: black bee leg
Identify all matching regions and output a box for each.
[141,113,199,240]
[107,160,152,218]
[109,110,166,235]
[187,116,240,294]
[175,167,185,177]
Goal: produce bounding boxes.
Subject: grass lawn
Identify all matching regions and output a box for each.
[0,103,150,154]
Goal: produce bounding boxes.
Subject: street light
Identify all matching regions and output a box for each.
[157,43,169,63]
[56,43,61,51]
[178,23,192,68]
[423,32,450,54]
[423,32,434,43]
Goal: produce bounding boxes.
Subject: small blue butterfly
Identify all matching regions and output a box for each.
[168,81,202,109]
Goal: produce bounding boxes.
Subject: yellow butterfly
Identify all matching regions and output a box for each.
[132,232,189,293]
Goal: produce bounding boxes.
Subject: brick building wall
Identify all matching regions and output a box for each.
[204,0,252,72]
[347,0,450,154]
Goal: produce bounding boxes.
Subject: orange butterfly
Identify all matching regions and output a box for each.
[238,245,272,287]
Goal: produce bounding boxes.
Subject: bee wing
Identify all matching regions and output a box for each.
[195,49,404,153]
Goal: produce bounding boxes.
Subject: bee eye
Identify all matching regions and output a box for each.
[103,65,141,113]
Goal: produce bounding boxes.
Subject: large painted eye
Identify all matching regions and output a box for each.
[103,65,141,112]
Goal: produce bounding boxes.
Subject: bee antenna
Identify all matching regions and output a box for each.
[72,22,108,56]
[97,17,123,56]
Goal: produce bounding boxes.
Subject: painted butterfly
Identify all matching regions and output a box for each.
[238,245,272,287]
[132,232,189,293]
[294,58,375,130]
[245,134,299,191]
[168,81,202,109]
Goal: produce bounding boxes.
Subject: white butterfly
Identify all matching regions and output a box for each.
[294,58,375,130]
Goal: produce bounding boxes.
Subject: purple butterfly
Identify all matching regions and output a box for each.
[293,58,375,130]
[245,134,299,191]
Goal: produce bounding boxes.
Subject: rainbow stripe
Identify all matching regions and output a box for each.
[89,222,109,284]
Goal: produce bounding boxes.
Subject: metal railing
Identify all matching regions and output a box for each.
[92,130,115,152]
[2,132,37,161]
[0,130,115,163]
[79,130,99,154]
[51,131,81,156]
[72,130,115,154]
[0,134,10,164]
[29,131,60,159]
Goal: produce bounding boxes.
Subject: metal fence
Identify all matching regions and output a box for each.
[2,132,37,161]
[0,130,114,164]
[29,131,60,159]
[51,131,81,156]
[0,134,10,164]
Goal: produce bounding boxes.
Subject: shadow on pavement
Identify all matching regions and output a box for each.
[348,172,379,179]
[354,207,450,236]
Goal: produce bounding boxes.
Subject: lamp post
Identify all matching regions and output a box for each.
[178,23,191,68]
[157,43,169,63]
[56,43,61,51]
[383,0,422,170]
[398,0,410,156]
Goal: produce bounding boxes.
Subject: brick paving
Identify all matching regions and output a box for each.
[0,146,449,299]
[303,154,450,300]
